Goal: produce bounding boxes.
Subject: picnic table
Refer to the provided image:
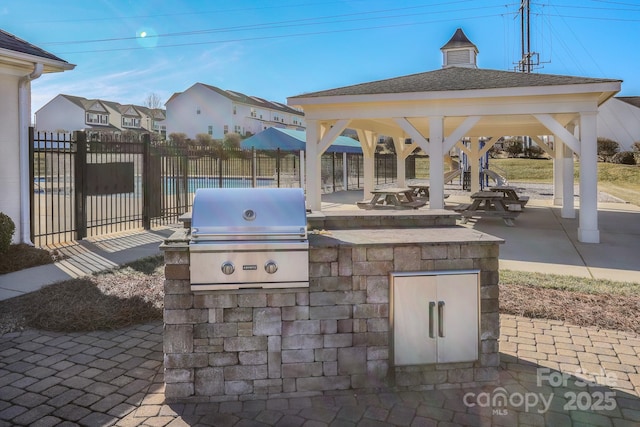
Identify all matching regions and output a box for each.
[454,191,521,226]
[356,187,426,210]
[489,185,529,208]
[408,184,430,198]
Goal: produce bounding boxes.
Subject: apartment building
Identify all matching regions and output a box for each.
[35,94,166,138]
[165,83,305,139]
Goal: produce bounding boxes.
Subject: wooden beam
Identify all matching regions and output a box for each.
[533,114,580,155]
[392,117,429,155]
[318,119,350,153]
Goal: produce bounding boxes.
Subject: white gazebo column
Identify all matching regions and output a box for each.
[428,117,445,209]
[396,150,406,188]
[552,136,563,206]
[356,129,377,200]
[393,134,418,188]
[578,112,599,243]
[470,137,481,193]
[560,136,576,218]
[305,120,322,211]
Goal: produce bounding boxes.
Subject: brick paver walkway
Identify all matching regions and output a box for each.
[1,315,639,426]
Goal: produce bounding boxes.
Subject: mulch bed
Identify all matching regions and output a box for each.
[0,244,60,274]
[500,283,640,335]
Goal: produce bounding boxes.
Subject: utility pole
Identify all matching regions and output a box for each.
[517,0,539,73]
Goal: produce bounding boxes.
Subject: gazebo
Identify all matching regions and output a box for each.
[288,28,621,243]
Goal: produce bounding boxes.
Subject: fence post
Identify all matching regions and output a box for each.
[276,148,281,188]
[142,134,151,230]
[331,152,336,192]
[252,147,257,187]
[74,131,87,240]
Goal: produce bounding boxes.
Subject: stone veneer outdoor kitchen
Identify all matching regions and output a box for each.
[161,210,502,402]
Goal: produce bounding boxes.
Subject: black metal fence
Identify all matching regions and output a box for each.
[29,129,401,246]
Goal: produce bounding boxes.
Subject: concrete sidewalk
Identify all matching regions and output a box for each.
[0,228,177,302]
[321,189,640,284]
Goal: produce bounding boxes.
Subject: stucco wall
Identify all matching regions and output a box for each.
[0,73,22,243]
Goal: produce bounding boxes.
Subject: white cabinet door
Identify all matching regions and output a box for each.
[391,271,479,366]
[392,275,437,366]
[434,273,479,363]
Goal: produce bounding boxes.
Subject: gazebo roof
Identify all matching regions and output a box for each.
[289,67,621,99]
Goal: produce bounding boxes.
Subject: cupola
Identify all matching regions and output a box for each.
[440,28,478,68]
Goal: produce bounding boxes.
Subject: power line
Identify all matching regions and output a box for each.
[53,12,514,55]
[26,0,368,24]
[41,0,482,46]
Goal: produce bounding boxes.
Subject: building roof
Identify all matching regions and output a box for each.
[617,96,640,108]
[241,127,362,153]
[440,28,478,52]
[58,94,165,118]
[289,67,622,99]
[171,83,304,116]
[0,29,70,64]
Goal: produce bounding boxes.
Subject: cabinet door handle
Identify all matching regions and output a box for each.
[438,301,445,337]
[428,301,436,338]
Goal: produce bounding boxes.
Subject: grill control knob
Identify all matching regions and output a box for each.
[264,261,278,274]
[221,262,235,275]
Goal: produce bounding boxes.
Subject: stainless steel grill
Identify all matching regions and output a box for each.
[189,187,309,290]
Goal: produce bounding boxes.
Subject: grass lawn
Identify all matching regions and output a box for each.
[416,157,640,206]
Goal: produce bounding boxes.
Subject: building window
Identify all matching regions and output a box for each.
[224,125,228,134]
[208,126,213,136]
[197,107,201,115]
[250,108,256,117]
[234,125,241,133]
[122,117,140,128]
[233,106,237,115]
[86,113,108,125]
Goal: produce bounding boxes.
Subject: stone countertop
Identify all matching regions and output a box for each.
[306,209,457,220]
[309,226,503,247]
[160,229,190,250]
[161,225,503,249]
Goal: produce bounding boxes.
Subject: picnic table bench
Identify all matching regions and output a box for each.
[357,187,427,210]
[490,185,529,208]
[454,191,522,226]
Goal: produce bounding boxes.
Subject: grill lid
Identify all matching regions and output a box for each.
[190,187,307,241]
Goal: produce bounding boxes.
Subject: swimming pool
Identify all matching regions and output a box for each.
[163,176,276,193]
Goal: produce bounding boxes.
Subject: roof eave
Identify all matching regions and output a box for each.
[288,81,622,108]
[0,47,75,73]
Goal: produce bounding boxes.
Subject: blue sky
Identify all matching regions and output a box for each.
[3,0,639,114]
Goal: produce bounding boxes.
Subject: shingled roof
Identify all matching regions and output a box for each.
[0,29,68,63]
[289,67,622,99]
[617,97,640,109]
[198,83,304,116]
[440,28,477,52]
